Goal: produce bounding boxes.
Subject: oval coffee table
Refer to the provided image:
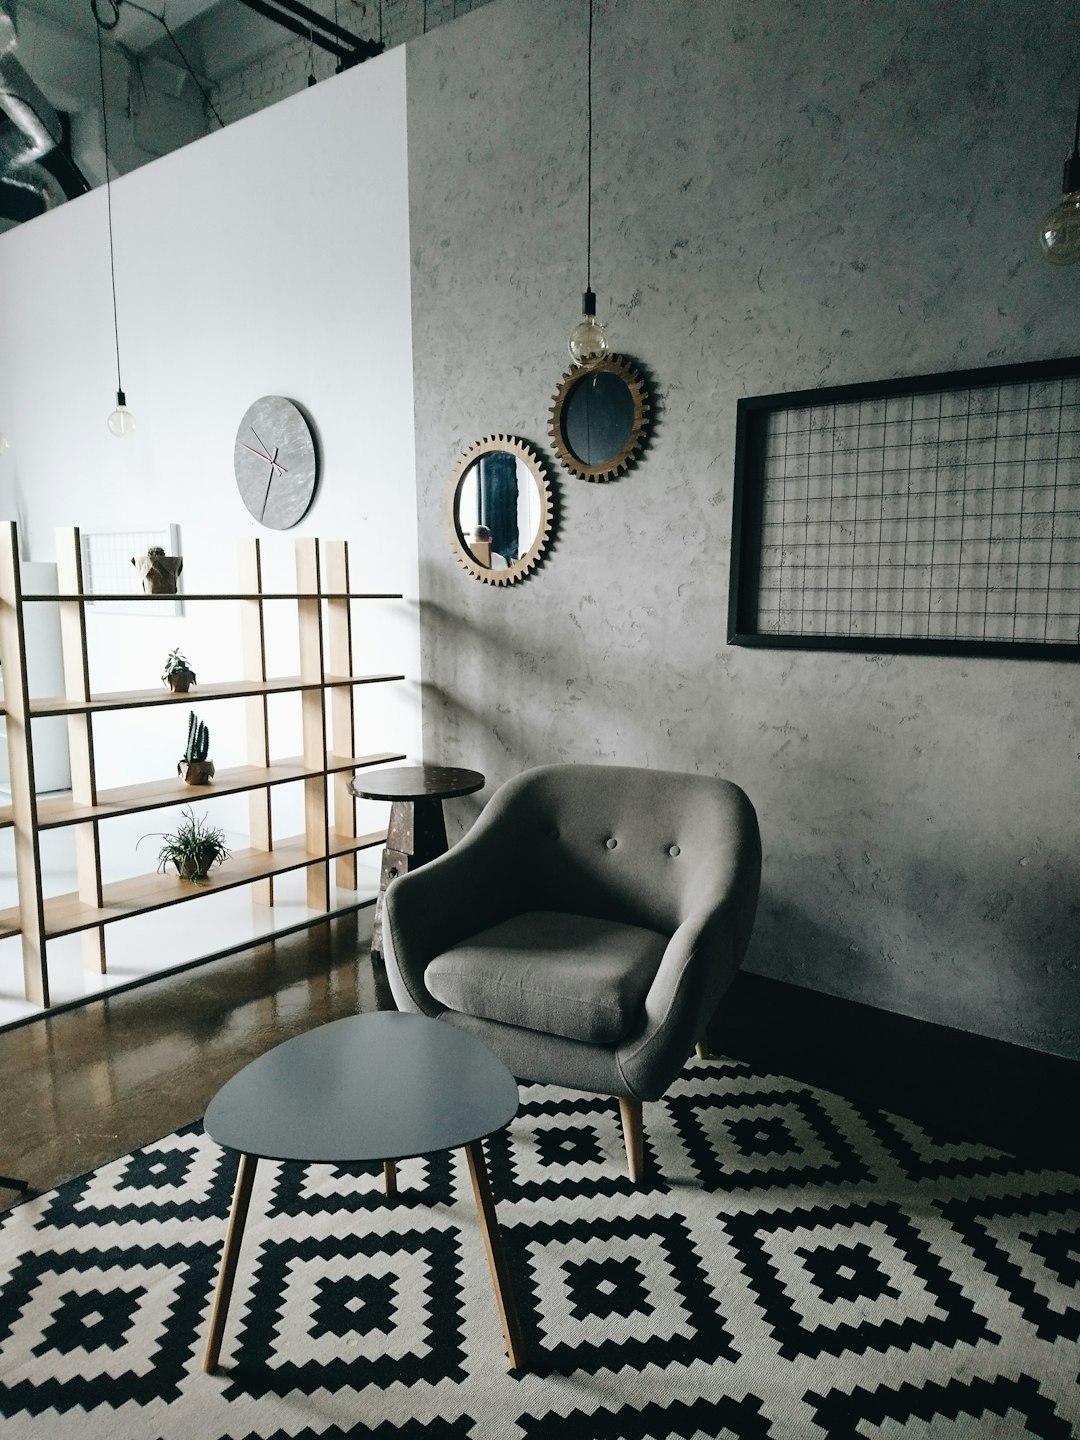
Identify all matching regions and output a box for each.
[202,1011,525,1373]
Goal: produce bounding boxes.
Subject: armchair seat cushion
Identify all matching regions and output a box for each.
[424,910,669,1045]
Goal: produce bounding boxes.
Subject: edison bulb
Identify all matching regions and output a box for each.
[107,390,136,438]
[569,312,610,365]
[1040,189,1080,265]
[568,289,610,365]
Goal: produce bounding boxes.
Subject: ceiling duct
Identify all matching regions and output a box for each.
[0,14,63,172]
[0,14,87,227]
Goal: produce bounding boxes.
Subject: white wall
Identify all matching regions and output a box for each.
[0,45,421,859]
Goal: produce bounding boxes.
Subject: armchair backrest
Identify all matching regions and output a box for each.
[478,763,760,936]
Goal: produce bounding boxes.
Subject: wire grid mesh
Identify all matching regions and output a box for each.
[753,375,1080,646]
[81,526,183,617]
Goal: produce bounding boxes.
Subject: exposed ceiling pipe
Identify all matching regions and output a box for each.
[236,0,382,66]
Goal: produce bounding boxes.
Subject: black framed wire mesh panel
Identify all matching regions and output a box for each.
[728,356,1080,660]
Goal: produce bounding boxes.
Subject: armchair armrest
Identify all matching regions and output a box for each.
[618,825,761,1099]
[382,802,528,1014]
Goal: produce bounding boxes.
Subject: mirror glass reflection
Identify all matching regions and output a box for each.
[561,369,636,465]
[456,452,542,571]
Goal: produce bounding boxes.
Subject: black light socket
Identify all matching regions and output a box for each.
[582,288,597,317]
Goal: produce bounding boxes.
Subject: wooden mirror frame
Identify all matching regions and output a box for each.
[447,434,554,586]
[548,353,650,483]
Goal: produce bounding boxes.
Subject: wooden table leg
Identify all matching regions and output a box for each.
[464,1139,527,1371]
[383,1160,397,1196]
[203,1152,258,1373]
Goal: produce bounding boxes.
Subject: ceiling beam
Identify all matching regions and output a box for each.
[235,0,382,65]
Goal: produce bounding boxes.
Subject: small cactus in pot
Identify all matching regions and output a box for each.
[177,711,214,785]
[162,647,196,693]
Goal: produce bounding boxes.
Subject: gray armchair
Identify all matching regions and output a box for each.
[382,763,761,1180]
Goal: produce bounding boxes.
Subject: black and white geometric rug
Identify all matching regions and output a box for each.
[2,1053,1079,1438]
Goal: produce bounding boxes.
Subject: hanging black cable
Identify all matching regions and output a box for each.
[1039,89,1080,265]
[585,0,593,293]
[94,16,123,405]
[116,0,224,128]
[566,0,609,364]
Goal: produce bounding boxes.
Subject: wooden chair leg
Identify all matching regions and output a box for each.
[694,1036,710,1060]
[464,1139,528,1371]
[619,1096,644,1182]
[203,1152,258,1373]
[383,1160,398,1196]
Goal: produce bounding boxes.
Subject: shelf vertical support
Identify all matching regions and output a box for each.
[296,539,329,912]
[0,522,49,1005]
[323,540,357,890]
[238,539,273,907]
[55,526,106,974]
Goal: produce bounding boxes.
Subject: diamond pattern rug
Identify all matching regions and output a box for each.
[1,1053,1078,1438]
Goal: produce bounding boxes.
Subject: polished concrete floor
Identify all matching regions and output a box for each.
[3,930,1077,1215]
[0,911,381,1213]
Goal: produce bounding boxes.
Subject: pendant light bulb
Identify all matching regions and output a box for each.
[1040,93,1080,265]
[107,389,136,439]
[569,288,610,365]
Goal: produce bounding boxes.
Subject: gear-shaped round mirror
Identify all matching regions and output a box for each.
[548,354,650,483]
[447,435,554,586]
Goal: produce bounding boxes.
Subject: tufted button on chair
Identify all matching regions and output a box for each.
[382,763,761,1180]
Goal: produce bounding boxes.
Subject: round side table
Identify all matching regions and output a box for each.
[349,764,485,970]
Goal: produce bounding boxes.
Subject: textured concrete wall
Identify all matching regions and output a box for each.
[407,0,1080,1057]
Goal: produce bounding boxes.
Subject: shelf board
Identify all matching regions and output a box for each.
[29,673,405,718]
[22,591,403,603]
[28,750,407,829]
[0,829,388,940]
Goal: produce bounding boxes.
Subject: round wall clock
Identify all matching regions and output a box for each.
[234,395,319,529]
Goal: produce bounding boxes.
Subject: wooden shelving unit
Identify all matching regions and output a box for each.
[0,523,406,1009]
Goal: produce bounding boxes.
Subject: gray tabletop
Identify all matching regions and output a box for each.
[203,1012,518,1165]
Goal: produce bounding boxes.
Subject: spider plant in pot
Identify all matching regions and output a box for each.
[141,805,230,882]
[177,711,214,784]
[162,646,196,693]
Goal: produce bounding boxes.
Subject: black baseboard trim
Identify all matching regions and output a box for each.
[709,972,1080,1175]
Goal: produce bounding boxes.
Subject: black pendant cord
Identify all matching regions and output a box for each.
[1061,90,1080,194]
[585,0,593,293]
[94,19,124,400]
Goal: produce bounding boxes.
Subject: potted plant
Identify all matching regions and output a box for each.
[177,711,214,784]
[133,545,183,595]
[162,647,196,693]
[142,805,229,882]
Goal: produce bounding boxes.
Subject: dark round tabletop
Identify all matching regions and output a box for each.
[203,1012,517,1165]
[349,764,485,802]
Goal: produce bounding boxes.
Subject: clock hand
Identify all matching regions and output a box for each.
[258,448,281,520]
[240,440,289,474]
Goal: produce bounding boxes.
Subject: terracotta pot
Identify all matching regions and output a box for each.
[133,551,183,595]
[165,667,196,693]
[177,758,215,785]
